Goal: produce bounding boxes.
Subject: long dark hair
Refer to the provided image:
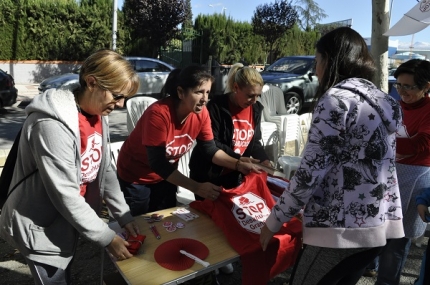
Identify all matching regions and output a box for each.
[314,27,376,103]
[394,59,430,91]
[162,65,214,100]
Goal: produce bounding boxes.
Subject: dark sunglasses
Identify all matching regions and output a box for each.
[111,93,126,102]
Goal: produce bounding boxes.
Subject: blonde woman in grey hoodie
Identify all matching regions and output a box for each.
[0,50,140,284]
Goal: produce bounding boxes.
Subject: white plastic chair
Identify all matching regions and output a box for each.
[259,85,301,156]
[109,141,124,172]
[126,96,158,134]
[260,119,279,165]
[176,142,196,205]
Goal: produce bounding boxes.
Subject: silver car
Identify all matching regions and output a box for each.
[38,57,174,97]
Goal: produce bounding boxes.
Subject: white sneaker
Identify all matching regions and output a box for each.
[219,263,234,274]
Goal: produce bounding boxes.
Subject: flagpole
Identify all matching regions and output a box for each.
[112,0,118,51]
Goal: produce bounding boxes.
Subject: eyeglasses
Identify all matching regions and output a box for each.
[110,93,125,102]
[95,81,125,102]
[393,83,418,91]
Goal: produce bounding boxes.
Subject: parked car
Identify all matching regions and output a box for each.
[38,67,80,94]
[260,56,318,114]
[0,69,18,108]
[38,57,174,98]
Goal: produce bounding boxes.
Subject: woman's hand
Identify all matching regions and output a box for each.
[260,224,275,251]
[195,182,222,200]
[237,160,262,175]
[417,204,430,223]
[107,235,133,260]
[260,160,273,168]
[239,156,260,164]
[124,221,140,237]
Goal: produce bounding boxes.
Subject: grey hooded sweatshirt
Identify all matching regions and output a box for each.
[266,78,405,248]
[0,85,134,269]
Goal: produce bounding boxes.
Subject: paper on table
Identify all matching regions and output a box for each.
[172,207,199,221]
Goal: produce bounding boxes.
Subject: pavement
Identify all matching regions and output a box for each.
[0,84,428,284]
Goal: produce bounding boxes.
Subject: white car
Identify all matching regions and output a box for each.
[38,57,174,97]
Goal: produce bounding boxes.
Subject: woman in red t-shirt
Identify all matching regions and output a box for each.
[117,65,261,216]
[373,59,430,284]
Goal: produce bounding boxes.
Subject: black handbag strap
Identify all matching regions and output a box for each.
[0,127,38,211]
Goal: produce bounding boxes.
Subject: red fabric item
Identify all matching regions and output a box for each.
[190,172,302,285]
[154,238,209,271]
[126,234,146,255]
[117,97,214,184]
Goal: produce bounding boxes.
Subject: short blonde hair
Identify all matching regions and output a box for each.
[225,63,264,93]
[79,49,139,97]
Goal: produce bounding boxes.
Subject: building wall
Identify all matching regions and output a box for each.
[0,60,82,84]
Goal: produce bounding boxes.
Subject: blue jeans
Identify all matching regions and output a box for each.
[376,237,411,285]
[366,256,379,271]
[118,176,177,216]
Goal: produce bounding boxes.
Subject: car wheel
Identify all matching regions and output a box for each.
[284,92,301,114]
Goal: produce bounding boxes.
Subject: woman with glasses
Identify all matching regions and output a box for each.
[0,49,141,284]
[259,27,404,284]
[375,59,430,285]
[116,65,261,217]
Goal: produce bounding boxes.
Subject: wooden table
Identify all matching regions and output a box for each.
[107,206,240,285]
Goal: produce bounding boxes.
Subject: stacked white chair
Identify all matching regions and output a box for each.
[109,141,124,172]
[126,96,158,134]
[259,85,302,156]
[260,117,279,166]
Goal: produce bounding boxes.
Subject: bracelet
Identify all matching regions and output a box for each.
[235,159,241,171]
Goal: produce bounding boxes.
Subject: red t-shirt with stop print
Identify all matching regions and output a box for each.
[78,112,103,196]
[190,172,302,285]
[117,97,214,184]
[229,102,255,156]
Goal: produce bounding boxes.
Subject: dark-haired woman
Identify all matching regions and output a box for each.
[117,65,261,216]
[375,59,430,285]
[260,27,404,284]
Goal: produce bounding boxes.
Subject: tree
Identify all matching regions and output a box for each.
[251,0,298,64]
[123,0,190,57]
[371,0,390,93]
[293,0,327,30]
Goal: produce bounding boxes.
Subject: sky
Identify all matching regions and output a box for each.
[116,0,430,46]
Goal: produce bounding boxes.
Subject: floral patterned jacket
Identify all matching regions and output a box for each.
[265,78,405,248]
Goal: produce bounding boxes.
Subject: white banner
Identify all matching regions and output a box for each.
[384,0,430,36]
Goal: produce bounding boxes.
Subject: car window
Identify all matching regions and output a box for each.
[267,58,314,75]
[135,60,170,72]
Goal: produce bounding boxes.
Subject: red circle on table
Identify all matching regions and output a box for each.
[154,238,209,271]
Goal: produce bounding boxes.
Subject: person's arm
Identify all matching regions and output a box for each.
[197,139,261,174]
[29,120,117,248]
[146,146,222,199]
[416,189,430,223]
[206,99,240,159]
